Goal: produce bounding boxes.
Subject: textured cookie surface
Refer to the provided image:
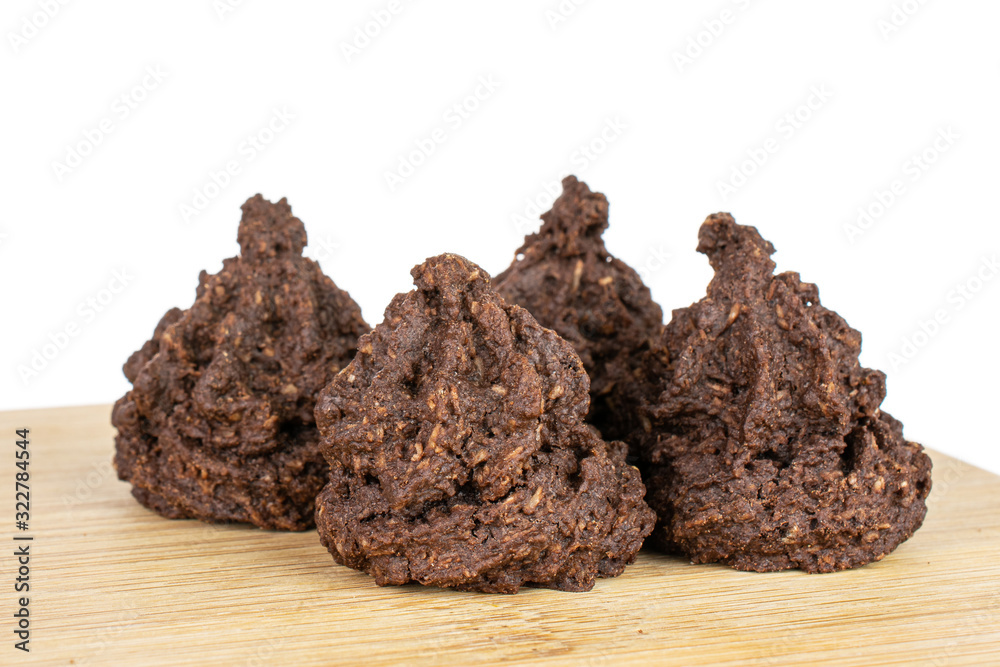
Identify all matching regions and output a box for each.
[315,253,655,593]
[643,214,932,572]
[495,176,665,451]
[112,195,369,530]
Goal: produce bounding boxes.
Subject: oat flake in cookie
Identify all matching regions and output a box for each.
[315,253,655,593]
[112,195,369,531]
[495,176,665,452]
[642,214,932,572]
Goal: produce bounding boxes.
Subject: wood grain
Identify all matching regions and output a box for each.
[1,404,998,666]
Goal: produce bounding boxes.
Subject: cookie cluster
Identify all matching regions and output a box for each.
[114,181,931,591]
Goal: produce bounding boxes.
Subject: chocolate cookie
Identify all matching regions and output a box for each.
[642,214,932,572]
[495,176,665,451]
[315,253,655,593]
[112,195,369,530]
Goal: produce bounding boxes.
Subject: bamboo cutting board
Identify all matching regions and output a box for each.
[1,405,998,666]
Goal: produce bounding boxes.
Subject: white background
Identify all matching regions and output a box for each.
[1,1,998,474]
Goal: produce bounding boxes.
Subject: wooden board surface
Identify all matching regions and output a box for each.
[1,404,998,666]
